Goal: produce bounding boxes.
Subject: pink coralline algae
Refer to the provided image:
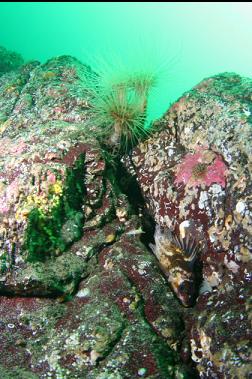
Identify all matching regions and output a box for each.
[0,178,19,214]
[10,140,27,155]
[0,201,9,214]
[47,172,57,184]
[174,148,228,189]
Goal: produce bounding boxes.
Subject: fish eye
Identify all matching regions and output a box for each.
[179,282,186,291]
[178,281,193,294]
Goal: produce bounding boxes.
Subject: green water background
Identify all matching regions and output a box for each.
[1,2,252,123]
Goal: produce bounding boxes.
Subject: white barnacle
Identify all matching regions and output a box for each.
[198,191,209,210]
[236,201,246,215]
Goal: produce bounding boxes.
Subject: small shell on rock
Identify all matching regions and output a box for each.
[105,233,116,243]
[235,201,246,215]
[116,207,128,222]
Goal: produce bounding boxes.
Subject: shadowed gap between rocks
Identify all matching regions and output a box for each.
[103,155,200,378]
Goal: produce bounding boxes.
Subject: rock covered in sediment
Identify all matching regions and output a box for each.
[0,46,24,76]
[0,55,109,296]
[2,48,250,378]
[0,217,192,378]
[0,220,192,378]
[0,51,194,378]
[123,72,252,378]
[188,283,251,378]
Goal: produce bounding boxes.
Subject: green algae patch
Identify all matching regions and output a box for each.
[0,250,9,275]
[24,153,86,262]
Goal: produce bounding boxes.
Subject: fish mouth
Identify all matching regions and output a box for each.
[178,294,195,307]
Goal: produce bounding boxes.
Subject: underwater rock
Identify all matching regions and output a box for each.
[2,50,250,377]
[0,54,112,296]
[0,222,192,378]
[187,277,251,378]
[0,55,93,136]
[0,52,195,378]
[0,118,102,295]
[123,72,252,378]
[0,46,24,76]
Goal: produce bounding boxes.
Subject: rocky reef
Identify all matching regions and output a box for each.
[0,46,251,378]
[0,46,24,77]
[124,72,252,378]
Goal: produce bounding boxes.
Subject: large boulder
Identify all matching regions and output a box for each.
[0,52,193,378]
[0,46,24,76]
[1,49,251,377]
[123,72,252,378]
[0,218,195,378]
[0,55,114,296]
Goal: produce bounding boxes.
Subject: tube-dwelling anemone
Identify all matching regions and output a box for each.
[86,67,157,154]
[127,72,157,97]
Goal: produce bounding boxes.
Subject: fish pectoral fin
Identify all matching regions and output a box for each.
[157,261,170,278]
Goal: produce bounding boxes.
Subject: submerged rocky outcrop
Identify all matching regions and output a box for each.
[0,50,190,379]
[0,47,251,378]
[124,73,252,378]
[0,46,24,76]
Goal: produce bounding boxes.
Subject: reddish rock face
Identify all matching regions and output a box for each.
[187,274,251,379]
[123,72,252,378]
[0,49,251,378]
[0,52,192,378]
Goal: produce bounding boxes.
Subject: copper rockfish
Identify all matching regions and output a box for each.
[150,225,199,307]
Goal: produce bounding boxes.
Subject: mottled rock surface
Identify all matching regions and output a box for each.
[0,226,191,378]
[124,72,252,378]
[0,53,194,378]
[0,55,107,296]
[1,50,251,378]
[0,46,24,76]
